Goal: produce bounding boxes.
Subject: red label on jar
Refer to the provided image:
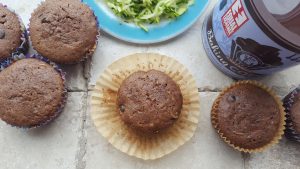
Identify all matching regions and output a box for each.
[222,0,249,37]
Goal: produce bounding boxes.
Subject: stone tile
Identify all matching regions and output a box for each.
[144,1,233,90]
[0,0,87,91]
[88,33,147,89]
[0,92,86,169]
[85,92,243,169]
[88,0,233,90]
[245,138,300,169]
[61,63,87,91]
[258,66,300,96]
[0,0,42,26]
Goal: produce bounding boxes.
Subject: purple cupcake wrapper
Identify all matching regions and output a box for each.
[0,4,29,67]
[27,0,100,64]
[0,54,68,129]
[81,0,101,62]
[283,87,300,142]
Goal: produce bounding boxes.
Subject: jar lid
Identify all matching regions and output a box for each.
[249,0,300,52]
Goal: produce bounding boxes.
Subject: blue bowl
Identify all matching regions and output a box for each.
[83,0,210,44]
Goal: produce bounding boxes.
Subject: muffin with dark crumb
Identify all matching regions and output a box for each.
[0,58,66,128]
[117,70,183,135]
[0,4,28,61]
[29,0,99,64]
[283,87,300,142]
[211,81,285,152]
[91,53,200,159]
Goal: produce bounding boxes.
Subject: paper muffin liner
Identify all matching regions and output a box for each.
[28,0,100,64]
[211,80,286,153]
[81,0,100,62]
[91,53,200,160]
[283,87,300,142]
[0,4,29,68]
[0,54,67,129]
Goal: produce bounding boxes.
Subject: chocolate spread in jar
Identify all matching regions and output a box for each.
[202,0,300,79]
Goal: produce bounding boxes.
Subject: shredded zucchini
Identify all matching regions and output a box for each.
[105,0,194,31]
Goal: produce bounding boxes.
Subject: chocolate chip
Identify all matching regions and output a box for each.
[0,18,6,24]
[41,17,50,24]
[0,14,6,24]
[41,18,46,23]
[0,29,5,39]
[170,112,179,119]
[120,105,125,112]
[227,95,236,102]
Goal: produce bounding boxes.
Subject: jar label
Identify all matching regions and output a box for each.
[202,0,300,79]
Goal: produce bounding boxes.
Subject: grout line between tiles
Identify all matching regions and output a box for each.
[75,92,88,169]
[242,153,250,169]
[75,59,91,169]
[67,90,88,93]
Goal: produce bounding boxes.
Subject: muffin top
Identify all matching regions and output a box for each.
[290,93,300,133]
[216,83,281,149]
[29,0,98,64]
[117,70,183,135]
[0,58,65,128]
[0,4,23,60]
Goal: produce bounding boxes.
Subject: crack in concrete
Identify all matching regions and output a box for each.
[71,55,296,169]
[198,84,295,94]
[87,87,222,93]
[242,152,250,169]
[75,92,88,169]
[67,89,88,93]
[198,87,222,92]
[83,57,92,81]
[75,60,90,169]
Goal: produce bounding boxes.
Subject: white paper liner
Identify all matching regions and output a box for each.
[91,53,200,160]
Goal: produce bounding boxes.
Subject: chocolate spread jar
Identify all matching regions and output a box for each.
[202,0,300,79]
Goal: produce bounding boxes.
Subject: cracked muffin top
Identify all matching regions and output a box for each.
[289,92,300,133]
[0,4,23,60]
[0,58,65,128]
[29,0,98,64]
[215,83,281,149]
[117,70,183,135]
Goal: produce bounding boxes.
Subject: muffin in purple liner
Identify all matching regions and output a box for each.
[29,0,99,64]
[0,4,28,63]
[283,87,300,142]
[0,55,67,128]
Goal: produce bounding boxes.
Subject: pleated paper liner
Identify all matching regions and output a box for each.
[0,4,28,70]
[211,80,286,153]
[283,87,300,142]
[91,53,200,160]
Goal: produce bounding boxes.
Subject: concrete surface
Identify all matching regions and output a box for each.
[0,0,299,169]
[85,93,244,169]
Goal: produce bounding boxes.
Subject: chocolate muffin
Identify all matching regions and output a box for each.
[29,0,98,64]
[117,70,183,135]
[212,81,284,151]
[0,4,25,60]
[0,58,65,128]
[289,95,300,133]
[283,88,300,142]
